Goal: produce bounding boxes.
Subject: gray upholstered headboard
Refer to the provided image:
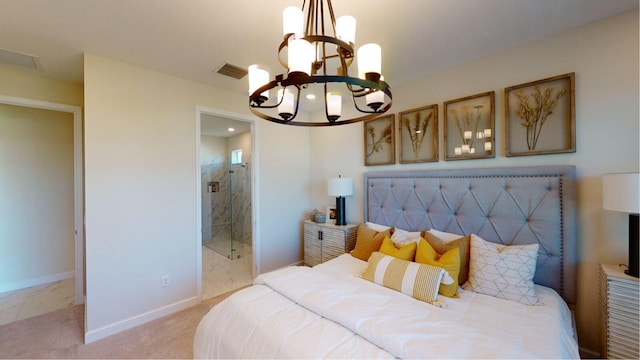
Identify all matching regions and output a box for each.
[364,165,577,306]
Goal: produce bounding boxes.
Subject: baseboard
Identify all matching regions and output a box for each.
[84,296,200,344]
[0,271,74,293]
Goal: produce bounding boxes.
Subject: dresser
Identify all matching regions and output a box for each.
[303,220,358,266]
[599,263,640,359]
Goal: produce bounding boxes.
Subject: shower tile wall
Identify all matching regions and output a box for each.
[201,160,251,249]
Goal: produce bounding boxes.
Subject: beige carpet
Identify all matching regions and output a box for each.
[0,289,239,359]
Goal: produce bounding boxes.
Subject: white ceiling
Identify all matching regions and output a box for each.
[0,0,637,132]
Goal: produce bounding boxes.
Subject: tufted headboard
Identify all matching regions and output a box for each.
[364,165,577,306]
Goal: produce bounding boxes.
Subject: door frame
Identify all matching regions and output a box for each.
[195,106,259,299]
[0,95,84,305]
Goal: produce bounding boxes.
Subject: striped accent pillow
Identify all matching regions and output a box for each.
[362,252,446,305]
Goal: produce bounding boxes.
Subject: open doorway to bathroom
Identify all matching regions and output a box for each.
[199,111,254,300]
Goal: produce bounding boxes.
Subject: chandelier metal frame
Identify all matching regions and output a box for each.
[249,0,392,126]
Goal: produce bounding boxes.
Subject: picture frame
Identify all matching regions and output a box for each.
[398,104,438,163]
[326,206,337,224]
[364,114,395,166]
[443,91,495,161]
[505,73,575,157]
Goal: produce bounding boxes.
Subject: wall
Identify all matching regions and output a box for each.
[0,104,74,291]
[308,10,639,355]
[0,64,83,295]
[83,54,310,341]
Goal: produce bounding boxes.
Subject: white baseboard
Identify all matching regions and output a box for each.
[0,271,74,293]
[84,296,200,344]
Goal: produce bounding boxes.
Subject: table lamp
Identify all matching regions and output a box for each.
[328,176,353,226]
[602,173,640,277]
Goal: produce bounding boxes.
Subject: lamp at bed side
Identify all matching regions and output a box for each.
[328,176,353,226]
[602,173,640,278]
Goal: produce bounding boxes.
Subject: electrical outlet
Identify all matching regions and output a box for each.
[161,275,170,288]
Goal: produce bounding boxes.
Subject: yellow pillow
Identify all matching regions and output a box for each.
[350,225,391,261]
[379,236,417,261]
[415,238,460,297]
[423,232,471,285]
[362,252,445,305]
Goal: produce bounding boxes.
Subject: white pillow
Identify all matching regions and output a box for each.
[364,221,392,232]
[462,234,539,305]
[428,229,464,242]
[390,228,422,246]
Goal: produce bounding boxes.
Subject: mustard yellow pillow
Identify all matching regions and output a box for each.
[350,224,391,261]
[416,238,460,297]
[379,236,417,261]
[423,232,470,285]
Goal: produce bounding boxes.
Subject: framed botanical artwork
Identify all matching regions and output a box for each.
[443,91,495,161]
[364,114,395,166]
[505,73,575,157]
[398,104,438,163]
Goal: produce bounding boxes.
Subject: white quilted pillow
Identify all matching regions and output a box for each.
[390,228,422,246]
[462,234,539,305]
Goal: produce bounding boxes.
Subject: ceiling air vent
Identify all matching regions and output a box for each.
[216,63,248,80]
[0,48,42,71]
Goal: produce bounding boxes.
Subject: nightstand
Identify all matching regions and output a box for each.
[599,263,640,359]
[303,220,357,266]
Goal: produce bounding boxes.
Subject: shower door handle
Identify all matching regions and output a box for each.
[318,230,323,241]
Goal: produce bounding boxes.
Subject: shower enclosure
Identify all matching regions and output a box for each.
[202,160,251,259]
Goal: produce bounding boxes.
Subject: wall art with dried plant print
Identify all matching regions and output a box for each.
[364,114,395,166]
[505,73,575,157]
[399,104,438,163]
[444,91,495,161]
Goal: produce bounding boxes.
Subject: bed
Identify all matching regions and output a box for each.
[194,165,580,359]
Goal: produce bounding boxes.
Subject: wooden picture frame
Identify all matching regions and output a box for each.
[443,91,495,161]
[364,114,395,166]
[505,73,575,157]
[398,104,438,163]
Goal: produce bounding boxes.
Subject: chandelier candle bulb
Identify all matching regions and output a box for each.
[464,131,472,140]
[357,43,381,81]
[248,65,270,102]
[283,6,304,37]
[461,144,470,153]
[336,16,356,44]
[485,141,492,151]
[470,147,476,154]
[484,128,492,138]
[454,147,462,155]
[477,131,484,139]
[277,88,295,119]
[326,92,342,120]
[288,38,313,76]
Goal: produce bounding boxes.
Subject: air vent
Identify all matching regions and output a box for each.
[216,63,248,79]
[0,48,42,71]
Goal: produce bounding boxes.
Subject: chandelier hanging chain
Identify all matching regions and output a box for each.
[248,0,392,126]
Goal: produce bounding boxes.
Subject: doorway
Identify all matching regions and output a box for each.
[196,107,257,300]
[0,95,84,324]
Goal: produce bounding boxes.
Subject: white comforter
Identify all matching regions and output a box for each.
[194,254,579,359]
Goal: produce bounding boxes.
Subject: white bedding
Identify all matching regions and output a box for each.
[194,254,580,359]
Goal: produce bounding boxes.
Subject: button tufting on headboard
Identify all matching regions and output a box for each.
[364,166,577,306]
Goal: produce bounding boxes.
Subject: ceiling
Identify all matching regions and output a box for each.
[0,0,637,132]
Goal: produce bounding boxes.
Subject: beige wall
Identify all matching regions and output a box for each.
[83,54,310,341]
[309,10,639,355]
[200,135,226,165]
[0,104,75,291]
[0,63,83,106]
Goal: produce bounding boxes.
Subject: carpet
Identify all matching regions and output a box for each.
[0,289,238,359]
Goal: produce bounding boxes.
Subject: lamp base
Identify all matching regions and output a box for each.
[335,196,346,226]
[626,214,639,278]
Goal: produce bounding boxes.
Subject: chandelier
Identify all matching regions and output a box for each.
[248,0,392,126]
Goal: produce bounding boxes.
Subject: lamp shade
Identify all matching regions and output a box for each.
[602,173,640,213]
[328,177,353,197]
